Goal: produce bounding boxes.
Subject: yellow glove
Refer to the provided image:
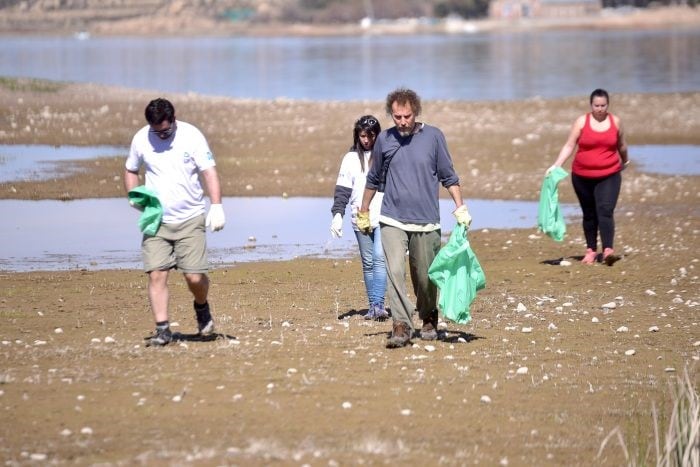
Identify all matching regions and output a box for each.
[356,211,371,234]
[453,205,472,228]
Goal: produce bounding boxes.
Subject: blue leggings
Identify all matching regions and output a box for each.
[571,172,621,251]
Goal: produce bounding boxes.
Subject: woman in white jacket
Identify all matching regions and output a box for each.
[330,115,388,320]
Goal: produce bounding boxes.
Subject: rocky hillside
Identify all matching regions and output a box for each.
[0,0,434,28]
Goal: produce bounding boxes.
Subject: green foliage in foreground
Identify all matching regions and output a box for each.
[0,76,64,93]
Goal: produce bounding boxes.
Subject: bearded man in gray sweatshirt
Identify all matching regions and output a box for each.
[358,88,472,348]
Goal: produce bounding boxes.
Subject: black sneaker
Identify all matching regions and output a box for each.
[146,327,172,347]
[194,301,215,335]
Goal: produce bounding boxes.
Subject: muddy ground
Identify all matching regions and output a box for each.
[0,79,699,465]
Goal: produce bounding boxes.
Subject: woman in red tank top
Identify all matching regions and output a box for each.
[547,89,630,265]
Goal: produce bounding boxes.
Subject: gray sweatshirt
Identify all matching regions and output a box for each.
[365,123,460,224]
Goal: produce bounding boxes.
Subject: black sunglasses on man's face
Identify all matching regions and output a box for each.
[149,121,176,139]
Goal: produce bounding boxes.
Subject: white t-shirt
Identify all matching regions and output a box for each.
[335,150,384,230]
[126,120,216,224]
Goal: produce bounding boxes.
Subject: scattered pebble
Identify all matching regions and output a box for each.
[602,302,617,309]
[625,349,636,356]
[80,427,93,435]
[591,317,600,323]
[342,401,352,409]
[516,367,528,375]
[648,326,659,332]
[400,409,411,416]
[480,395,492,404]
[616,326,629,333]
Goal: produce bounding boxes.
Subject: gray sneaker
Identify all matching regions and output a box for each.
[374,303,390,321]
[146,327,172,347]
[194,301,215,335]
[364,305,377,320]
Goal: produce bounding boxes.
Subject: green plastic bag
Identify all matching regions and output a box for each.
[537,167,568,242]
[127,186,163,236]
[428,224,485,324]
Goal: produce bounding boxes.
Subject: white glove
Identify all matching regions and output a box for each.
[128,200,144,212]
[205,204,225,232]
[330,213,343,238]
[453,205,472,228]
[545,165,558,176]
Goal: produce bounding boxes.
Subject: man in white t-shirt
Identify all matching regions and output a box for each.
[124,98,226,347]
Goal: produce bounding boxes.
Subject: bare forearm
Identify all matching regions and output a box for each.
[124,170,140,193]
[554,143,575,167]
[201,168,222,204]
[447,184,463,209]
[360,187,376,212]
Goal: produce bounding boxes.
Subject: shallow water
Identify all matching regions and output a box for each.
[0,144,696,183]
[0,145,126,182]
[0,197,578,272]
[1,143,696,271]
[632,145,700,175]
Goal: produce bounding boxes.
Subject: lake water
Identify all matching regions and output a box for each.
[633,145,700,175]
[1,29,699,101]
[1,144,696,183]
[0,145,126,182]
[0,197,579,272]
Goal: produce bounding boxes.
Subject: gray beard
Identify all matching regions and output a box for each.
[398,123,416,137]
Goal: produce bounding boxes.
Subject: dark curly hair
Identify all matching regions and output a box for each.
[385,88,422,117]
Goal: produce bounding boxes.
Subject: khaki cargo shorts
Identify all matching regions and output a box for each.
[142,214,208,273]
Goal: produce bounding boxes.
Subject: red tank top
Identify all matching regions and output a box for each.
[572,113,621,178]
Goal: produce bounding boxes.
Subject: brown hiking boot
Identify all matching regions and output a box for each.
[420,309,439,341]
[386,321,412,348]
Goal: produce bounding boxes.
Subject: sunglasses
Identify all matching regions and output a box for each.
[149,121,175,139]
[358,117,378,127]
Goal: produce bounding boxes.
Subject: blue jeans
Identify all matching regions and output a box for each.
[354,227,387,307]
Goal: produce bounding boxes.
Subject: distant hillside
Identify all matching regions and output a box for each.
[0,0,695,36]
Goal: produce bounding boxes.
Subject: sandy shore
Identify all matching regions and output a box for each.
[0,79,698,465]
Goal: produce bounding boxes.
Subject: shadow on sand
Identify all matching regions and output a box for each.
[540,254,622,267]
